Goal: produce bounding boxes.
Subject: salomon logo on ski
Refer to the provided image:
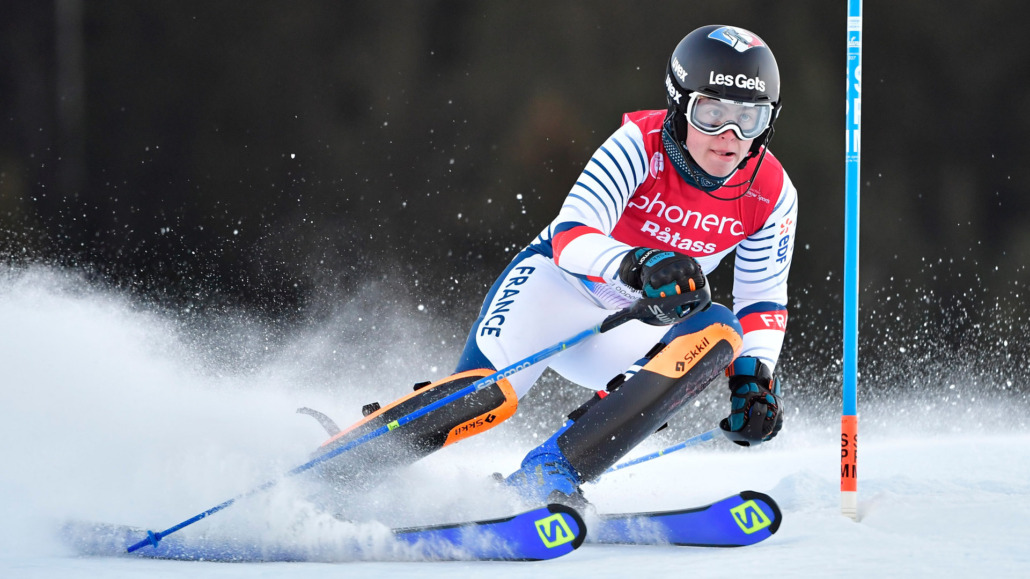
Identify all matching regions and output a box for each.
[534,513,576,548]
[730,499,772,534]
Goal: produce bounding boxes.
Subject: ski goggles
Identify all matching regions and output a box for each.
[685,93,773,140]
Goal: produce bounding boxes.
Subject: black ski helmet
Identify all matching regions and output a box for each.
[663,25,782,194]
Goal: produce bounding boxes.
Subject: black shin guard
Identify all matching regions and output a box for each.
[557,318,742,481]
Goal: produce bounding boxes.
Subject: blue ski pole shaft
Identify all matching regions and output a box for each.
[126,290,712,553]
[127,323,609,553]
[604,428,720,474]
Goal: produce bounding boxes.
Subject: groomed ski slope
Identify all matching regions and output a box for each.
[1,268,1027,578]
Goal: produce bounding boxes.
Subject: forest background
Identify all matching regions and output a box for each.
[2,2,1027,401]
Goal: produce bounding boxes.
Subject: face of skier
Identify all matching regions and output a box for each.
[684,123,754,178]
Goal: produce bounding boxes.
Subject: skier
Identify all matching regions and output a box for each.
[316,24,796,506]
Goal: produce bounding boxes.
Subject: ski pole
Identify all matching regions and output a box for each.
[604,427,720,474]
[126,288,710,553]
[125,324,602,553]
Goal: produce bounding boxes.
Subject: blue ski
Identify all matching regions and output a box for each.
[589,491,781,547]
[62,503,585,562]
[392,503,584,560]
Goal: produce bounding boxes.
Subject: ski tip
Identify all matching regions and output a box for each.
[589,490,782,548]
[737,490,782,535]
[296,406,341,436]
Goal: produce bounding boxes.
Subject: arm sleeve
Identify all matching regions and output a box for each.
[542,121,649,283]
[731,173,798,370]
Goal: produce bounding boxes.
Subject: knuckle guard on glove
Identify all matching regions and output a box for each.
[719,356,783,447]
[618,247,706,299]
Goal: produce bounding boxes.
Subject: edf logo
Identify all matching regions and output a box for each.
[776,217,793,265]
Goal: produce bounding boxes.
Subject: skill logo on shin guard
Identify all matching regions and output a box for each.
[648,323,743,380]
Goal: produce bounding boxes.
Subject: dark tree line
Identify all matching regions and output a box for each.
[2,2,1029,366]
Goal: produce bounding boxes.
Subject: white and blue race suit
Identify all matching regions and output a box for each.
[456,109,797,399]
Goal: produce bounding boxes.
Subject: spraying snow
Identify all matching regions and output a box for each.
[1,266,1027,577]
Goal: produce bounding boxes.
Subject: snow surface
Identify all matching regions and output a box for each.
[2,267,1028,578]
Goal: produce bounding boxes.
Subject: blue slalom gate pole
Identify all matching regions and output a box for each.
[841,0,863,520]
[603,428,720,475]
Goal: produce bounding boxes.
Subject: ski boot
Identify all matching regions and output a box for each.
[505,303,744,503]
[502,422,589,509]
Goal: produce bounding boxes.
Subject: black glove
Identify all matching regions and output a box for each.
[618,247,706,299]
[719,357,783,447]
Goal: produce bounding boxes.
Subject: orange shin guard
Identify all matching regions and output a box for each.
[315,369,517,484]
